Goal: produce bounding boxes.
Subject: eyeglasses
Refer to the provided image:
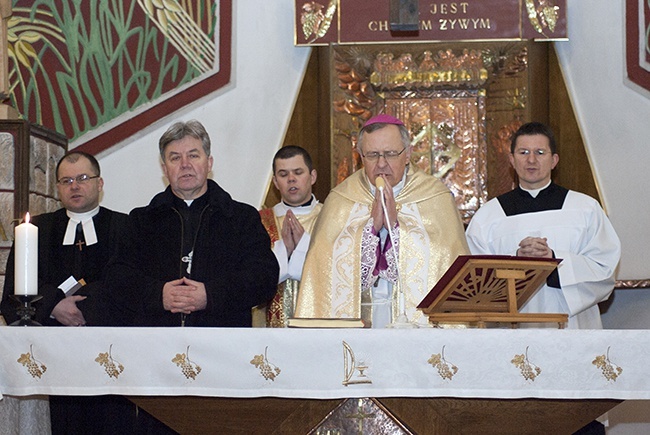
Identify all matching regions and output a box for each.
[57,174,100,185]
[361,147,407,162]
[513,149,551,157]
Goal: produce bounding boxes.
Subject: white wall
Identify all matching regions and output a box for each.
[536,4,650,429]
[96,1,311,213]
[554,1,650,281]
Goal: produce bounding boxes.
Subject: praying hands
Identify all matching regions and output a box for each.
[281,209,305,259]
[517,236,553,258]
[370,176,398,233]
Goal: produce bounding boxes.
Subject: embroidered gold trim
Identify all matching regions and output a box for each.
[511,346,541,381]
[427,345,458,380]
[593,346,623,382]
[95,344,124,379]
[17,344,47,379]
[172,345,201,380]
[250,346,281,381]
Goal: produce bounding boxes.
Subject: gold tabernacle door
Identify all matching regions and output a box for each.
[417,255,568,328]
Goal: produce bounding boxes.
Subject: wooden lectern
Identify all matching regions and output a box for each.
[417,255,568,328]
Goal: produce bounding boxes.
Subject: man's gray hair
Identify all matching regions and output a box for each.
[357,122,410,154]
[159,120,211,159]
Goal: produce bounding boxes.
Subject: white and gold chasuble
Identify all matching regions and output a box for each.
[295,166,469,326]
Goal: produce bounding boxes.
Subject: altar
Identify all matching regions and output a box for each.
[0,327,647,433]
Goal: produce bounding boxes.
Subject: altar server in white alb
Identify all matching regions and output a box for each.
[466,122,620,329]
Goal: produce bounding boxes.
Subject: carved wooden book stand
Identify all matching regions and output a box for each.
[417,255,567,328]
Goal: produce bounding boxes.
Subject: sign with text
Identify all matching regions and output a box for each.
[295,0,567,46]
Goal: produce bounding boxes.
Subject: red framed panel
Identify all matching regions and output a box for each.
[626,0,650,93]
[76,1,232,155]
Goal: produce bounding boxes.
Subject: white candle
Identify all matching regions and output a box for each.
[14,213,38,296]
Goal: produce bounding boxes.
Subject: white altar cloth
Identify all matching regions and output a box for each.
[1,327,649,400]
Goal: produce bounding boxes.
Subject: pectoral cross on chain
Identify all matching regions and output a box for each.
[75,240,85,251]
[181,250,193,275]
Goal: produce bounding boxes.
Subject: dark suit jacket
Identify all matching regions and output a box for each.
[106,180,279,327]
[1,207,128,325]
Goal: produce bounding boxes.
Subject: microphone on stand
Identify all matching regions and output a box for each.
[375,177,414,328]
[375,176,386,192]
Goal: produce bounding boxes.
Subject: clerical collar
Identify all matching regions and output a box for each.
[520,181,552,198]
[273,194,319,217]
[283,196,313,208]
[63,206,100,246]
[173,191,208,209]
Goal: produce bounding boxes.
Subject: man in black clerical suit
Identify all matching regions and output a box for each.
[106,119,278,327]
[1,151,136,435]
[1,151,127,326]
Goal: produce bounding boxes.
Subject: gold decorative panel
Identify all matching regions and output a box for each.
[312,398,412,434]
[384,94,485,221]
[330,42,533,222]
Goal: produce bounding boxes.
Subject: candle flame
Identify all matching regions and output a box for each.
[25,212,30,224]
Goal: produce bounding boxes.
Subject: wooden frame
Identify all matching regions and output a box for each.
[417,255,567,327]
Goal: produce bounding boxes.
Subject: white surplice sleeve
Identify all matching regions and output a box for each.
[287,232,311,281]
[466,200,515,255]
[273,239,289,284]
[552,195,621,318]
[273,232,312,283]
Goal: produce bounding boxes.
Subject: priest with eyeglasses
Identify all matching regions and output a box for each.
[295,114,469,328]
[0,151,133,435]
[1,151,128,327]
[466,122,621,329]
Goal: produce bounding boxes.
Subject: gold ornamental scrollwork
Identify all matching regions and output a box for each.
[370,49,488,90]
[615,279,650,289]
[0,219,9,241]
[330,44,504,222]
[524,0,560,36]
[300,0,337,43]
